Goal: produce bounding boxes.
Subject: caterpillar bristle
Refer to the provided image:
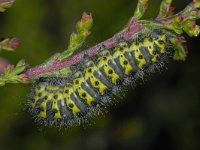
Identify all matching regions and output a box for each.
[26,28,177,127]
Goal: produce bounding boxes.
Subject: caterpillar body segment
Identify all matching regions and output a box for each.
[27,28,175,127]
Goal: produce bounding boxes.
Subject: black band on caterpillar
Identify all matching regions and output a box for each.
[26,28,174,127]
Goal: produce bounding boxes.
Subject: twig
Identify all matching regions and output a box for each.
[24,18,142,79]
[1,0,200,85]
[24,1,200,79]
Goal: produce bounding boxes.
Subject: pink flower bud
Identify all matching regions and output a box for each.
[19,74,29,83]
[8,37,20,49]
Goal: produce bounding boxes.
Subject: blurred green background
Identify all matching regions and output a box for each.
[0,0,200,150]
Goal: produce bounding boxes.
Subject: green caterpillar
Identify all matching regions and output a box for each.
[27,28,174,126]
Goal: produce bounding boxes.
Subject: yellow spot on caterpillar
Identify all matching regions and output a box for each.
[73,78,81,88]
[53,92,63,101]
[51,92,63,119]
[31,103,35,108]
[40,111,47,118]
[72,77,95,105]
[63,87,70,95]
[130,43,146,69]
[154,35,166,53]
[63,87,81,115]
[31,89,51,108]
[39,102,47,118]
[84,67,94,79]
[78,88,94,104]
[98,56,120,84]
[91,77,107,94]
[54,111,62,119]
[52,101,62,119]
[113,46,133,75]
[84,67,108,94]
[143,38,159,62]
[35,85,45,93]
[46,85,59,92]
[121,58,133,75]
[66,98,81,115]
[31,96,39,108]
[104,66,119,84]
[40,101,46,109]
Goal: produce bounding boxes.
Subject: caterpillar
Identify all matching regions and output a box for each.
[27,28,174,127]
[25,0,200,127]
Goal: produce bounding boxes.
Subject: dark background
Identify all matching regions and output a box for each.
[0,0,200,150]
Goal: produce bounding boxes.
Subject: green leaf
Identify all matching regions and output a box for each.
[134,0,148,19]
[58,12,93,61]
[0,37,20,53]
[0,59,28,86]
[170,37,187,61]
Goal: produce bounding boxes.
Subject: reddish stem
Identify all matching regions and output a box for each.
[24,18,142,79]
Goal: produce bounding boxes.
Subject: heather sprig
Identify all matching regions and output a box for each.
[0,0,200,86]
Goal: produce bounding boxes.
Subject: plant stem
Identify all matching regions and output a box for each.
[24,18,142,79]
